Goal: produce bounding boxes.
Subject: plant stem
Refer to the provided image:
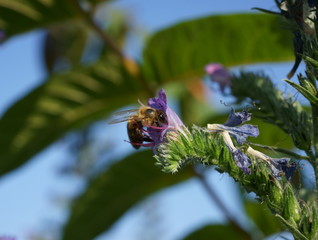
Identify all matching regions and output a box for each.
[72,0,124,59]
[71,0,156,97]
[311,104,318,189]
[193,167,253,240]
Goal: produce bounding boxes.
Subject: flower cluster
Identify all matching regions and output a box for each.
[126,88,297,180]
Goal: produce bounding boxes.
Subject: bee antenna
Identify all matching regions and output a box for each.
[220,100,230,107]
[137,99,145,106]
[244,101,261,112]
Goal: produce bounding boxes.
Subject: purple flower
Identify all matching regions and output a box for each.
[233,149,252,174]
[139,89,184,152]
[219,131,251,174]
[208,109,259,145]
[205,63,231,93]
[246,147,297,180]
[224,109,251,126]
[268,158,298,180]
[208,110,259,174]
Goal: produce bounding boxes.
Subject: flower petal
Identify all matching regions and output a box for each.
[269,158,297,180]
[232,149,252,174]
[145,89,185,152]
[209,124,259,144]
[221,131,251,174]
[147,88,167,111]
[224,109,252,127]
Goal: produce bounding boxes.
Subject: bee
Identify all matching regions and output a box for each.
[109,106,168,149]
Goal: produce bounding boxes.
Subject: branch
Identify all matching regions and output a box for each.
[72,0,124,59]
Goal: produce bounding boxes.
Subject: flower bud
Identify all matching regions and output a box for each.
[205,63,231,93]
[300,78,317,96]
[282,185,301,224]
[309,204,318,239]
[269,183,283,206]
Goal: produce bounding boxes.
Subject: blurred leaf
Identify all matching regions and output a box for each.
[182,225,247,240]
[142,14,293,84]
[44,22,89,73]
[0,0,79,37]
[245,201,283,236]
[85,0,113,5]
[62,150,194,240]
[0,56,144,176]
[180,87,215,125]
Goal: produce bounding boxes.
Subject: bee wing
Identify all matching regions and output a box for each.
[108,109,139,124]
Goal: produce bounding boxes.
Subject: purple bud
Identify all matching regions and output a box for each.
[205,63,231,93]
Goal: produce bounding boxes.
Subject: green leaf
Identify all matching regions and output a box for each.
[0,56,143,176]
[245,201,283,236]
[142,14,293,83]
[62,151,193,240]
[182,225,247,240]
[284,79,318,105]
[0,0,78,37]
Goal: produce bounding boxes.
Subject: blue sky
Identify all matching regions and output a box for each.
[0,1,301,240]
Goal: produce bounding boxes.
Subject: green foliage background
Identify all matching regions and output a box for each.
[0,0,304,239]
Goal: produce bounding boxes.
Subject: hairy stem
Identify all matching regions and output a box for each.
[311,104,318,189]
[155,126,317,239]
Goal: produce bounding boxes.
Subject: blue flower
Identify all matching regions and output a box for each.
[268,158,298,180]
[232,149,252,174]
[224,109,251,126]
[208,109,259,145]
[208,109,259,174]
[220,131,252,174]
[247,147,297,180]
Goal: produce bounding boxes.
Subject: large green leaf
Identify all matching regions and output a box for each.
[62,151,193,240]
[245,201,283,236]
[0,0,79,36]
[0,56,143,176]
[182,225,248,240]
[142,14,293,83]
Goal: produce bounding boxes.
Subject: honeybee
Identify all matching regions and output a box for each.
[109,106,168,149]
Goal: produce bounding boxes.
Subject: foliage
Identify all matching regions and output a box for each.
[1,0,317,240]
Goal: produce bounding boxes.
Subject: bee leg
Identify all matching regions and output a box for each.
[142,136,153,142]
